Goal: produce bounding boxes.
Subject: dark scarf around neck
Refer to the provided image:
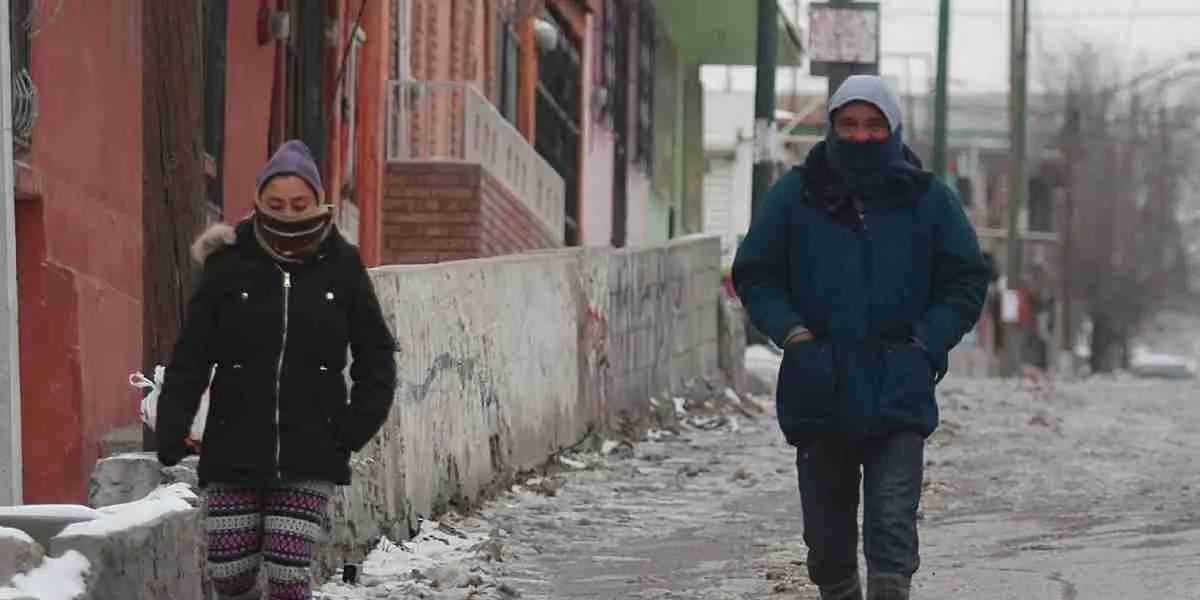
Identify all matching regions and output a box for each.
[802,137,933,231]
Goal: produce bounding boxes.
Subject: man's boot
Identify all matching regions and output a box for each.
[819,573,864,600]
[867,574,911,600]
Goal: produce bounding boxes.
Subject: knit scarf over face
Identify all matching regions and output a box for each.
[252,199,334,263]
[802,127,931,231]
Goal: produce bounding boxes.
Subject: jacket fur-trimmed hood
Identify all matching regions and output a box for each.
[190,219,352,265]
[190,223,237,264]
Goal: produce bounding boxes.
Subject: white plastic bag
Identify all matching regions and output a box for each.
[129,365,210,441]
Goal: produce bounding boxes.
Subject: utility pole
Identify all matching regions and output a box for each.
[142,0,206,448]
[1002,0,1029,377]
[747,0,779,346]
[0,0,24,505]
[750,0,778,222]
[931,0,951,181]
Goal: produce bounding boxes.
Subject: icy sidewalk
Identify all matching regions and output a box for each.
[314,355,1200,599]
[314,384,818,600]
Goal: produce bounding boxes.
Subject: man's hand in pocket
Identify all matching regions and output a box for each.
[785,327,817,346]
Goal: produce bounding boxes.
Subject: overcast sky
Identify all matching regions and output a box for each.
[705,0,1200,96]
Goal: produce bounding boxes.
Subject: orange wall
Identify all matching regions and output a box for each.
[222,0,277,222]
[19,0,143,502]
[353,0,388,264]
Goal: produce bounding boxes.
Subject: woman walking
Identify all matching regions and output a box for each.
[156,140,398,600]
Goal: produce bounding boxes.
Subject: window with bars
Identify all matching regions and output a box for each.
[534,6,583,245]
[284,0,328,171]
[202,0,228,219]
[596,0,617,127]
[10,0,34,153]
[633,0,655,172]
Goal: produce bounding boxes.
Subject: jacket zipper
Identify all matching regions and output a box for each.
[274,268,292,479]
[859,210,884,420]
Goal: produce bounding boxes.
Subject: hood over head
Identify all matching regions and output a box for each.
[827,74,904,133]
[823,75,915,184]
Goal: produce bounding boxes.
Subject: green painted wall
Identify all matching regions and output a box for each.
[681,66,705,235]
[647,24,680,243]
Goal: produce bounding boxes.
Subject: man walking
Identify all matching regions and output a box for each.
[733,76,989,599]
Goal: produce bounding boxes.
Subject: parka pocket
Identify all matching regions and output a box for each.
[879,343,935,410]
[312,364,349,435]
[776,340,837,423]
[204,363,246,442]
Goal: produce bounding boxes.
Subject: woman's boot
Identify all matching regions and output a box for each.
[215,588,261,600]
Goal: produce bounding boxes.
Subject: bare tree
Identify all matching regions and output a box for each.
[1053,45,1196,373]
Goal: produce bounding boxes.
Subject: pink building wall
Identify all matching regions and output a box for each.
[625,170,652,246]
[581,128,614,246]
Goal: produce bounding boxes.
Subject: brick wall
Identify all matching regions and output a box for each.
[480,172,559,256]
[383,162,560,264]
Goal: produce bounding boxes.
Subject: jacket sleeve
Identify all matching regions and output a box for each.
[731,170,806,347]
[912,183,991,374]
[332,255,398,452]
[156,259,221,466]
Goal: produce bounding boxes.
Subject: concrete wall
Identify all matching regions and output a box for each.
[599,236,721,420]
[324,234,723,567]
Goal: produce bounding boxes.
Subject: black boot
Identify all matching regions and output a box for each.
[215,588,261,600]
[819,573,864,600]
[867,574,911,600]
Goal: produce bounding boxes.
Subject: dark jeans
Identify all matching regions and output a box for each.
[795,432,924,587]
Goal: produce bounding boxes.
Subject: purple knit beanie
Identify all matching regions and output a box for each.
[256,139,326,204]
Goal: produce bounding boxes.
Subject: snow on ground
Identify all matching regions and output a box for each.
[315,519,510,600]
[0,551,90,600]
[315,385,812,600]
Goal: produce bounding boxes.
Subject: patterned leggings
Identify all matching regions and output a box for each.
[205,480,334,600]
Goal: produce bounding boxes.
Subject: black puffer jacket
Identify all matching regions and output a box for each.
[156,219,397,485]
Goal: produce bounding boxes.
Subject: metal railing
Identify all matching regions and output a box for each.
[386,80,565,243]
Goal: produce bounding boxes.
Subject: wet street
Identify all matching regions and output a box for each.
[318,373,1200,600]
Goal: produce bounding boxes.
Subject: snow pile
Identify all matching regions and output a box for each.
[0,506,98,522]
[315,519,516,600]
[0,551,90,600]
[0,527,34,546]
[57,484,196,539]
